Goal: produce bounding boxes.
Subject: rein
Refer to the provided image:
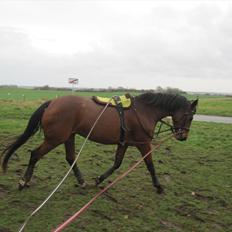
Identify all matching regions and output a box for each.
[52,133,173,232]
[18,94,194,232]
[18,98,114,232]
[156,119,174,136]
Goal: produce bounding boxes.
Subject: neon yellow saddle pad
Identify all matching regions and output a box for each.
[93,94,132,109]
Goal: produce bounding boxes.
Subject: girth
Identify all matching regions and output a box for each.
[112,96,127,145]
[92,94,132,145]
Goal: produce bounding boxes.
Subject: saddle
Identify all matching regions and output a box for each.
[92,93,132,109]
[92,94,132,145]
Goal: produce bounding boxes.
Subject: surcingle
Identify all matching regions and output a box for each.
[92,94,132,145]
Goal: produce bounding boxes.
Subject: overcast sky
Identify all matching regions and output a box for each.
[0,0,232,93]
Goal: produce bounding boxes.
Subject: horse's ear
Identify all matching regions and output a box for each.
[191,99,198,110]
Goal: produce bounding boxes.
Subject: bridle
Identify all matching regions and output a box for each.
[155,119,174,136]
[174,110,196,133]
[132,97,196,138]
[156,110,196,136]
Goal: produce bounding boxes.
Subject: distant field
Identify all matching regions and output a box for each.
[0,100,231,232]
[0,87,232,116]
[196,97,232,116]
[0,87,134,100]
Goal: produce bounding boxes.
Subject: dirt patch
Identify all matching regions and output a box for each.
[91,209,113,221]
[175,203,205,223]
[160,220,183,231]
[0,184,9,197]
[102,191,118,203]
[192,191,229,207]
[0,228,12,232]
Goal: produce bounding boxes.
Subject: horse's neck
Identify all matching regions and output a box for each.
[135,102,170,124]
[153,108,171,121]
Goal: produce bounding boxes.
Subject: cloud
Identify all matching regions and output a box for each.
[0,27,69,86]
[0,2,232,93]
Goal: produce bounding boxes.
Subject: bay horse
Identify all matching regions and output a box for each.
[1,92,198,194]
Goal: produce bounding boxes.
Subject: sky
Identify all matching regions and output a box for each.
[0,0,232,93]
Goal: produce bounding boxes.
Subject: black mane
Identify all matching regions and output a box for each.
[135,92,189,112]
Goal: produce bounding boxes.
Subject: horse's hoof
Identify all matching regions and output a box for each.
[156,186,164,194]
[18,179,28,190]
[95,176,102,186]
[75,181,86,188]
[80,182,86,189]
[18,183,24,191]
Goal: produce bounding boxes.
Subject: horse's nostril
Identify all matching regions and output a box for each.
[179,136,187,141]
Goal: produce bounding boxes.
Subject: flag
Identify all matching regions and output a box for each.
[68,78,78,84]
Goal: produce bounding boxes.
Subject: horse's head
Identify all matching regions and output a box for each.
[171,99,198,141]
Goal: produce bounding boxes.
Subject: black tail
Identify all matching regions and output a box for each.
[1,101,51,172]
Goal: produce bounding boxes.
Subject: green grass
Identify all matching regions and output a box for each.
[197,97,232,116]
[1,87,232,116]
[0,101,231,232]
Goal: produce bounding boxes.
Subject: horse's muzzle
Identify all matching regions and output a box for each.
[176,135,187,141]
[174,128,189,141]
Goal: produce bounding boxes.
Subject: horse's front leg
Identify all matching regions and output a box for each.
[96,144,128,185]
[136,143,164,194]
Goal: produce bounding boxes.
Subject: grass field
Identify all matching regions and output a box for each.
[0,87,131,101]
[0,99,231,232]
[0,87,232,116]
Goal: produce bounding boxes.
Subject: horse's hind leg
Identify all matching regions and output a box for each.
[64,134,85,187]
[18,140,54,190]
[96,144,128,185]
